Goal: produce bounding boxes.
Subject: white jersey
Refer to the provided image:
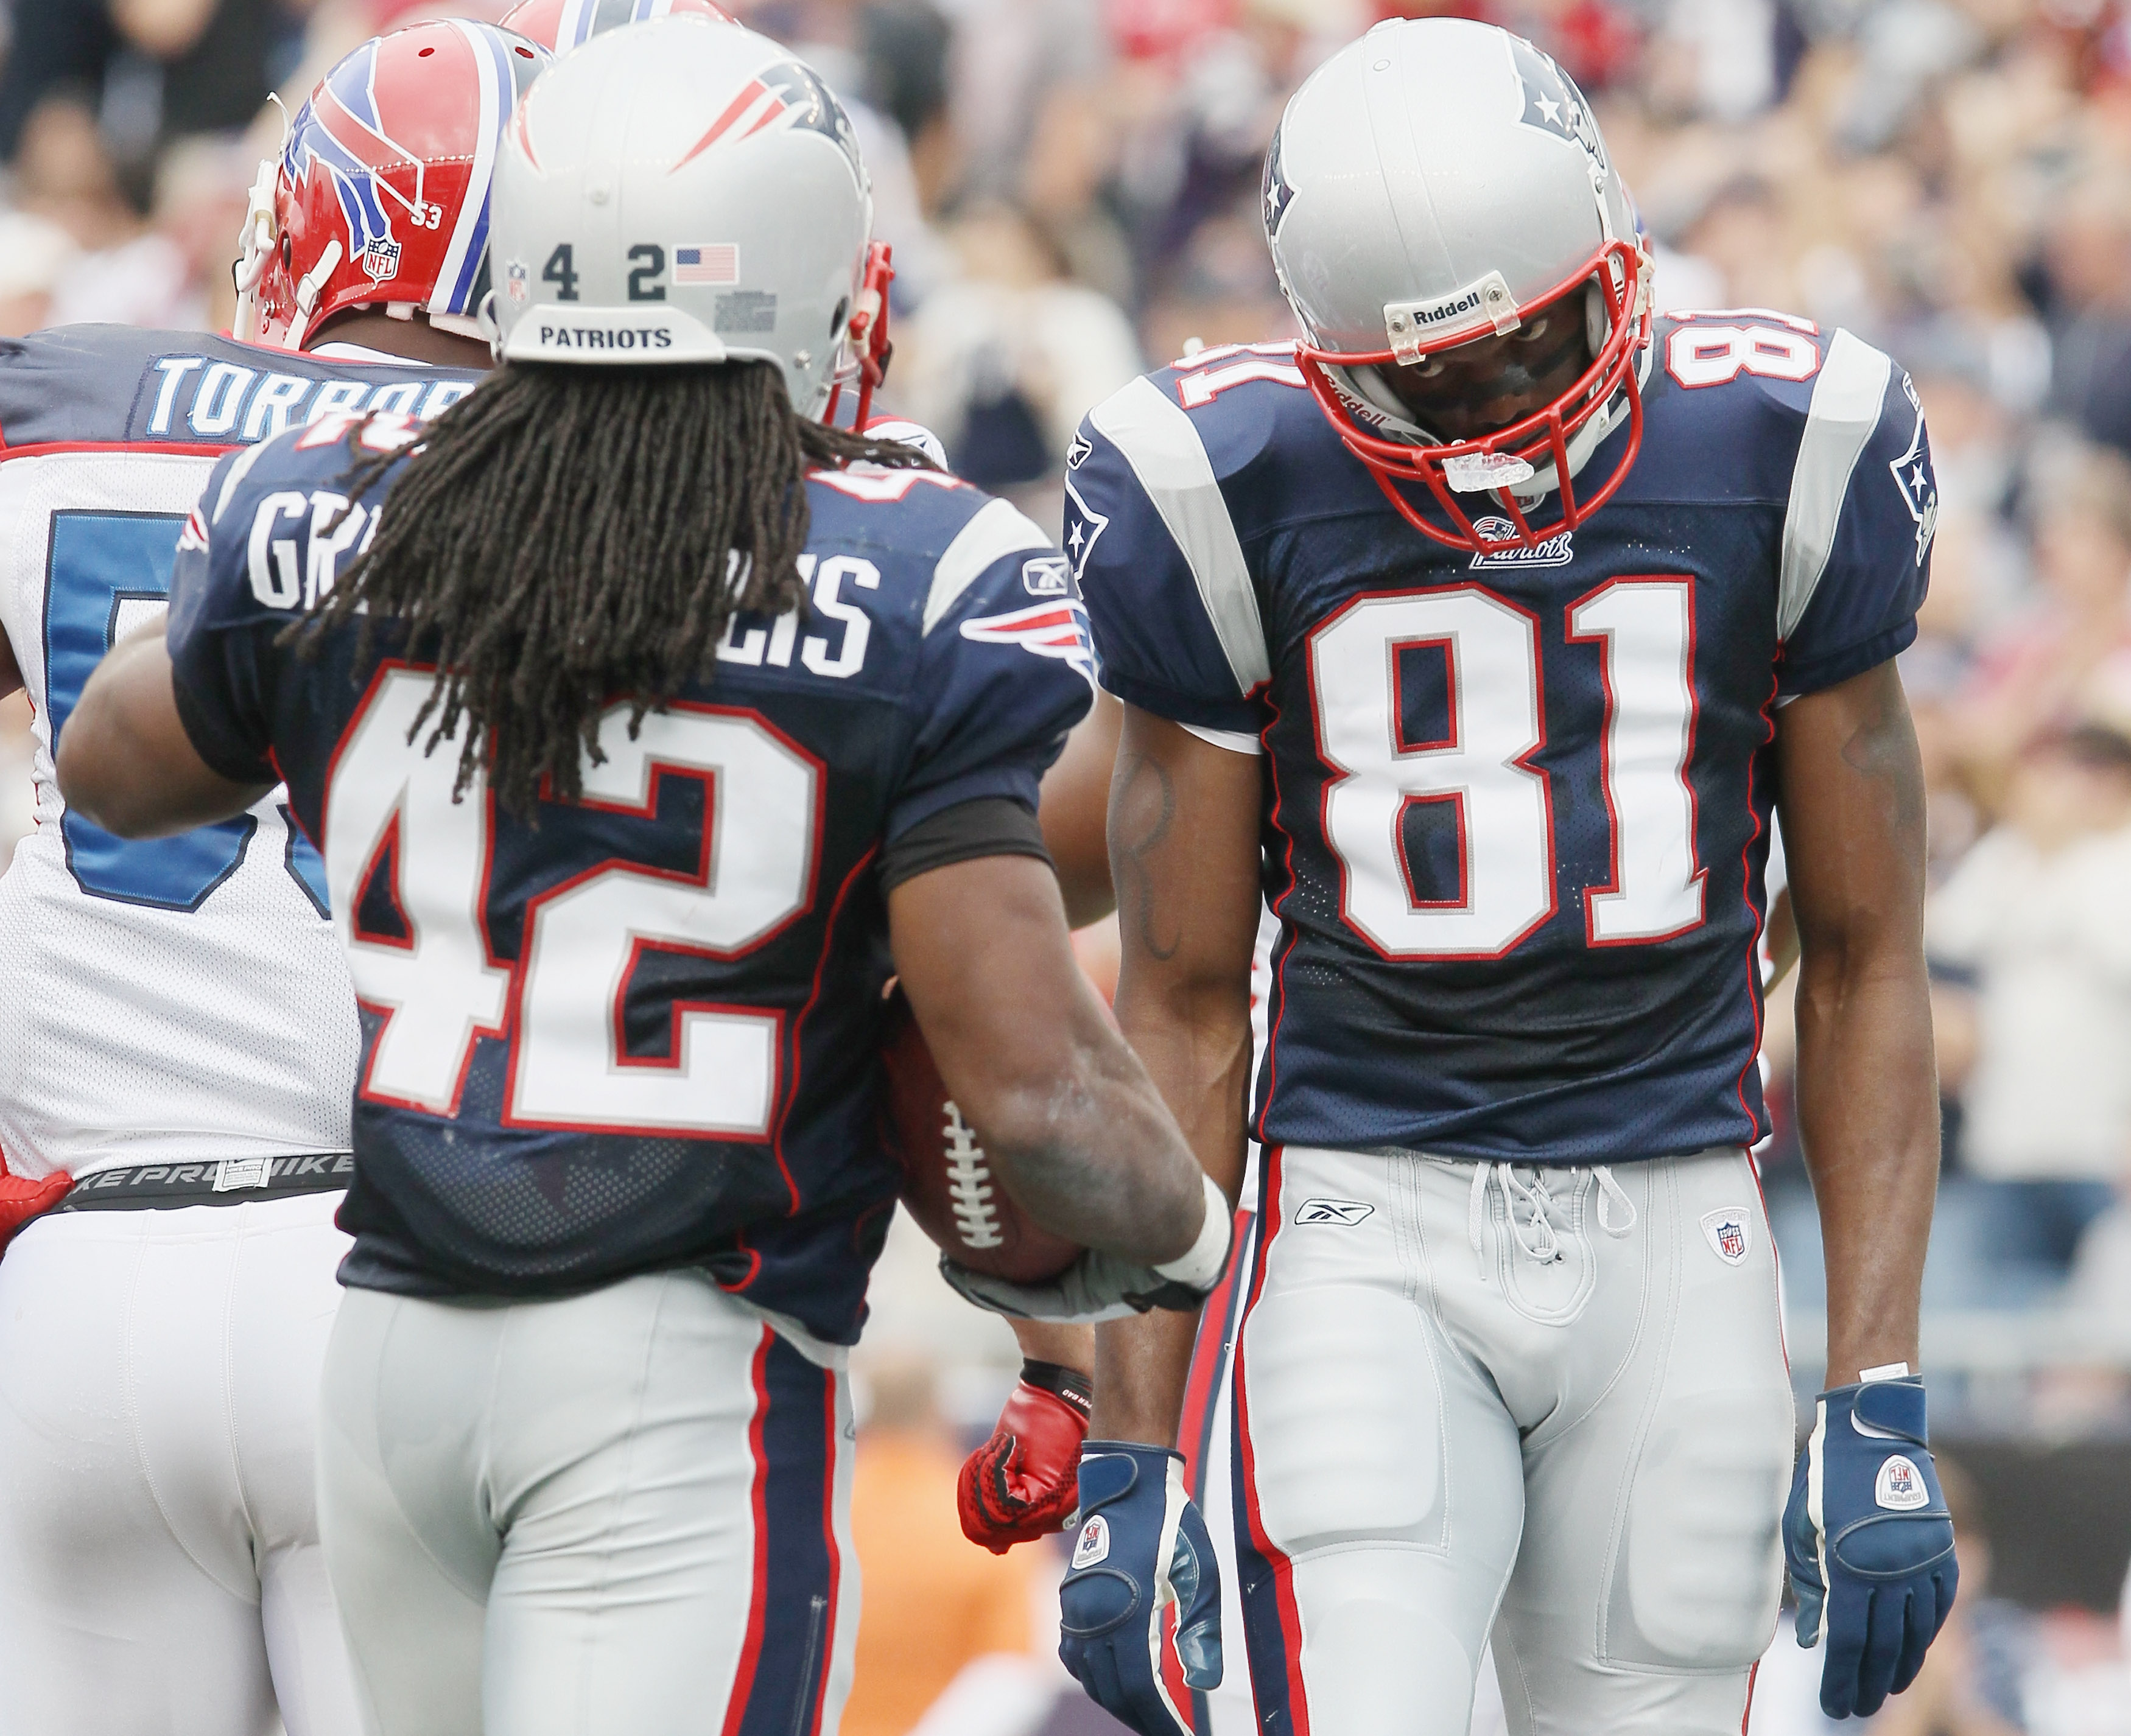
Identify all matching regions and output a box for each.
[0,327,477,1179]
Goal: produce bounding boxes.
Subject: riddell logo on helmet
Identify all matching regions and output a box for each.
[1385,272,1520,361]
[1414,289,1481,327]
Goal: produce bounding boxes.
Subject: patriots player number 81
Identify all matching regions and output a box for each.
[1312,574,1701,958]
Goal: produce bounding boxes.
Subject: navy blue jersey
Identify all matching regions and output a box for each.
[1070,314,1936,1164]
[164,419,1095,1342]
[0,326,479,1180]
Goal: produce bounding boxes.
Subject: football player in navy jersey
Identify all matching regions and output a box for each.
[1056,18,1956,1736]
[0,24,547,1735]
[60,20,1228,1735]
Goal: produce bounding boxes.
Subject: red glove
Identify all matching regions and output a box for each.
[0,1154,70,1255]
[958,1359,1092,1553]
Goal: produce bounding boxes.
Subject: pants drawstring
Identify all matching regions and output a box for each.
[1470,1163,1637,1278]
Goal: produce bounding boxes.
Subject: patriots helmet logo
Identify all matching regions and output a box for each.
[1508,36,1609,175]
[1263,128,1297,242]
[960,600,1100,685]
[675,57,865,183]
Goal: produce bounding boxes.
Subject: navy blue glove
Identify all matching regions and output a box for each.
[1783,1374,1959,1719]
[1058,1441,1221,1736]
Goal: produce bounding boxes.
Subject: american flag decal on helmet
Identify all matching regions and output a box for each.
[958,600,1099,684]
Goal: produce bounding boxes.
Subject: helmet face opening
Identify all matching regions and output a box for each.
[1297,236,1653,555]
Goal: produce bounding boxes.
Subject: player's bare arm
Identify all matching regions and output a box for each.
[0,624,19,701]
[1010,1317,1093,1370]
[1775,657,1937,1385]
[1041,687,1123,928]
[890,850,1208,1267]
[1086,707,1260,1444]
[59,622,270,838]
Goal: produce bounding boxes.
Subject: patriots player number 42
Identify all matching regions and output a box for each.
[58,22,1229,1735]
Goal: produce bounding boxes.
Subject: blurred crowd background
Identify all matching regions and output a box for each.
[5,0,2131,1729]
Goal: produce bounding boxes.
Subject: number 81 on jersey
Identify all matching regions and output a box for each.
[1311,579,1704,959]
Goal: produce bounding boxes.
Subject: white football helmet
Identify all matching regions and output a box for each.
[1265,18,1653,552]
[483,15,893,420]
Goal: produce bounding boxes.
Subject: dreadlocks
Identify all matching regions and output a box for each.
[296,359,933,815]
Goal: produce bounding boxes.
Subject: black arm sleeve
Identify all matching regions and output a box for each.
[877,796,1053,894]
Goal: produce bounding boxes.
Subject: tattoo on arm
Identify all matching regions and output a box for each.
[1838,677,1928,846]
[1113,747,1180,963]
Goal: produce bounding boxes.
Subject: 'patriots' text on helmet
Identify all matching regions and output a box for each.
[497,0,735,57]
[484,15,882,421]
[234,21,549,351]
[1265,18,1653,553]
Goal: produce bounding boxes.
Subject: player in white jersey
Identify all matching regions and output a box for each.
[0,23,540,1734]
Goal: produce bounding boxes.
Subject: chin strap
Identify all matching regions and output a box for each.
[825,240,896,428]
[231,97,290,345]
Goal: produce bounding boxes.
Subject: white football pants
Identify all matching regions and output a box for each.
[316,1271,858,1736]
[0,1192,360,1736]
[1232,1144,1794,1736]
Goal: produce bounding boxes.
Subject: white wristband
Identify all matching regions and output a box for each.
[1152,1172,1234,1293]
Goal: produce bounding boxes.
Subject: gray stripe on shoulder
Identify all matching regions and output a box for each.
[1778,329,1893,640]
[211,437,273,523]
[924,495,1053,635]
[1086,377,1268,695]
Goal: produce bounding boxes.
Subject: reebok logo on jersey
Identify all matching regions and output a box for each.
[1294,1198,1374,1226]
[1875,1455,1929,1511]
[1470,517,1573,569]
[1701,1209,1750,1266]
[1022,555,1071,598]
[1072,1514,1111,1569]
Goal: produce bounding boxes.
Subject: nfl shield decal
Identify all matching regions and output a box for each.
[1072,1513,1111,1569]
[1701,1208,1751,1267]
[1875,1454,1929,1511]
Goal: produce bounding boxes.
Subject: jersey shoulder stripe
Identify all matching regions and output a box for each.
[924,495,1053,634]
[1086,375,1268,695]
[1778,328,1894,640]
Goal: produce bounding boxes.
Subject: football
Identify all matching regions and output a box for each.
[880,990,1083,1284]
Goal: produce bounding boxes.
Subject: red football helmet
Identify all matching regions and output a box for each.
[498,0,734,55]
[234,21,549,351]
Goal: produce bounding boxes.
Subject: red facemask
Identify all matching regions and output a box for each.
[1296,237,1653,555]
